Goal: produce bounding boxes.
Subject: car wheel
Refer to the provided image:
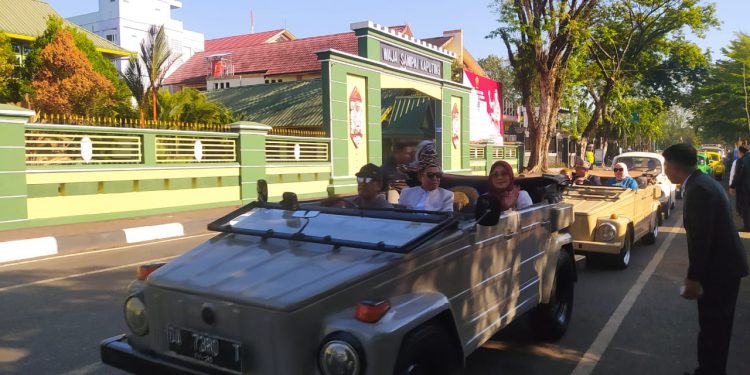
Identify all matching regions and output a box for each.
[663,202,670,220]
[642,216,658,245]
[671,198,675,210]
[393,324,459,375]
[676,190,682,200]
[611,228,632,269]
[531,253,575,341]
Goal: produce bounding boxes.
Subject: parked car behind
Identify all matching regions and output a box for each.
[612,152,676,220]
[101,175,577,375]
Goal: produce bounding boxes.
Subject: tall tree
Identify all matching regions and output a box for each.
[122,56,146,126]
[578,0,717,154]
[490,0,598,172]
[692,33,750,143]
[31,30,115,116]
[140,25,179,120]
[0,32,15,102]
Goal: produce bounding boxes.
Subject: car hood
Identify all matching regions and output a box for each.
[147,233,404,311]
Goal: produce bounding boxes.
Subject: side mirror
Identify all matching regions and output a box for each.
[257,179,268,203]
[281,192,299,210]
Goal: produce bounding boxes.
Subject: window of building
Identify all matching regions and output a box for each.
[106,33,116,42]
[265,80,269,84]
[226,82,230,88]
[214,83,219,89]
[278,79,282,82]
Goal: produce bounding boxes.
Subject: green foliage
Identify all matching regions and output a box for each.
[692,33,750,142]
[141,25,179,119]
[450,59,465,83]
[0,32,15,102]
[156,88,236,125]
[477,54,520,102]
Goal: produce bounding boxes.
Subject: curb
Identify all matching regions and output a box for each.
[0,217,215,264]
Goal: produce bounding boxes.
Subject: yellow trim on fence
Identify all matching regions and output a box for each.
[27,167,240,184]
[268,180,329,198]
[265,166,331,175]
[27,186,239,219]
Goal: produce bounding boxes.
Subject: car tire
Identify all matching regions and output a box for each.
[531,253,575,341]
[676,190,682,200]
[611,228,632,269]
[393,324,460,375]
[663,202,670,220]
[642,216,658,245]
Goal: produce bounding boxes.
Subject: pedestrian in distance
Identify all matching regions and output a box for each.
[586,144,595,167]
[729,144,750,231]
[662,143,749,375]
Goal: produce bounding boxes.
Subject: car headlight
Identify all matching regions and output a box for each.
[319,336,362,375]
[124,296,149,336]
[596,222,617,242]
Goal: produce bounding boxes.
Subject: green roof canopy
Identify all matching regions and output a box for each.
[206,80,323,129]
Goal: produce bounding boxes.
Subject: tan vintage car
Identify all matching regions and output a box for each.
[563,181,661,269]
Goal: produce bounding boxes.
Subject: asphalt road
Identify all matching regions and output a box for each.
[1,201,748,375]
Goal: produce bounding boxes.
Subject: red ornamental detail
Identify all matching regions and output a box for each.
[451,103,460,149]
[349,87,363,148]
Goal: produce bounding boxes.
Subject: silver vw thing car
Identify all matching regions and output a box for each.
[100,175,576,375]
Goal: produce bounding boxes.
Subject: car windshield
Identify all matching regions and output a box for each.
[210,205,454,253]
[614,156,661,172]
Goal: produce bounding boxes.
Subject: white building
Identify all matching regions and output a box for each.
[68,0,204,76]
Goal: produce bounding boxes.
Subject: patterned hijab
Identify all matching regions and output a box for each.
[488,160,518,211]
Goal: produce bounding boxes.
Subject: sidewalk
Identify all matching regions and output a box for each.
[0,205,239,264]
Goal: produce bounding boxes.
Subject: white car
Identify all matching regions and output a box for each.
[612,152,676,220]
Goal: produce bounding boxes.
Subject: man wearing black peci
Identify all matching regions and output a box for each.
[663,144,748,375]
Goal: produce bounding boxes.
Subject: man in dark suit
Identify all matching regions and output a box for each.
[729,144,750,230]
[663,144,749,375]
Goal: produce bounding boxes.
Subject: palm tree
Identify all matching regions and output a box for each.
[122,56,146,126]
[140,25,179,121]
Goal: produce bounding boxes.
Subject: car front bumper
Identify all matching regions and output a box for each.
[100,334,236,375]
[572,240,623,255]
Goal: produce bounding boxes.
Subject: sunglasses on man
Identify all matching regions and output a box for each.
[424,172,443,179]
[356,176,376,184]
[613,168,624,172]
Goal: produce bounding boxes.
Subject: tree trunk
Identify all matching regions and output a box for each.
[151,88,157,121]
[139,108,144,128]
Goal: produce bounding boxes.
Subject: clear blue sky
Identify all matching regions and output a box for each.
[46,0,748,61]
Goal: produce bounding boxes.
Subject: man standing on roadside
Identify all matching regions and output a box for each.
[729,144,750,231]
[663,144,748,375]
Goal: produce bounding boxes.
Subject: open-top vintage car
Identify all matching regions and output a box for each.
[563,182,661,269]
[611,152,676,220]
[100,175,577,375]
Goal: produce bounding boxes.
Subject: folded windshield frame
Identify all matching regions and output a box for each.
[208,202,457,253]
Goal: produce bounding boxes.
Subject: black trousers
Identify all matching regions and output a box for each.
[695,277,741,375]
[736,193,750,229]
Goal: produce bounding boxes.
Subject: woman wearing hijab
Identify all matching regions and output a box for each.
[398,155,453,212]
[486,160,533,211]
[606,162,638,191]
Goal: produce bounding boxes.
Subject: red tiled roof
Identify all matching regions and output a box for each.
[204,29,287,51]
[165,32,358,86]
[388,25,413,37]
[422,36,453,48]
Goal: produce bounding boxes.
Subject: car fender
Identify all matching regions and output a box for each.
[539,231,574,304]
[320,292,463,373]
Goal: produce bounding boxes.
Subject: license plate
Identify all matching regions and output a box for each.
[167,326,242,372]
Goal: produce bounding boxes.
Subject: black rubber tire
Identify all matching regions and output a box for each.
[676,190,682,200]
[611,228,632,269]
[531,253,575,341]
[642,216,658,245]
[393,324,460,375]
[663,201,671,220]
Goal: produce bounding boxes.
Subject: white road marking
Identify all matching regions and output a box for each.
[0,236,58,263]
[0,255,176,293]
[61,362,105,375]
[123,222,184,243]
[0,232,214,269]
[569,218,683,375]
